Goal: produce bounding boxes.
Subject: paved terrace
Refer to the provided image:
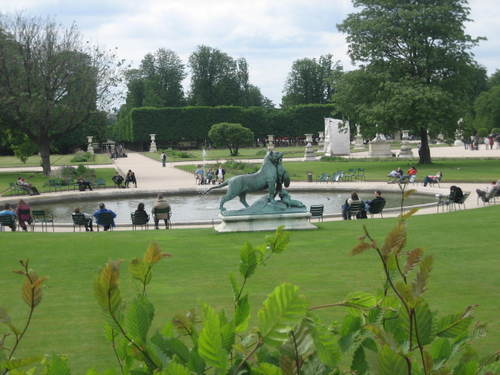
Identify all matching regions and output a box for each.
[0,147,498,232]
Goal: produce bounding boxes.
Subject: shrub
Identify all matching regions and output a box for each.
[70,151,94,163]
[477,127,489,137]
[165,150,194,158]
[208,122,254,156]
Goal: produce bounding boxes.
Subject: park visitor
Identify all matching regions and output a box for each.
[16,199,33,232]
[364,191,385,213]
[0,203,17,231]
[93,203,116,231]
[342,192,366,220]
[152,194,171,229]
[73,207,94,231]
[133,202,150,223]
[161,152,167,167]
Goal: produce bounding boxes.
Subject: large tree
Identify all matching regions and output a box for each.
[188,45,270,106]
[282,54,343,107]
[0,15,120,174]
[337,0,483,163]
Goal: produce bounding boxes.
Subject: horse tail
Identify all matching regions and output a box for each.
[203,180,229,195]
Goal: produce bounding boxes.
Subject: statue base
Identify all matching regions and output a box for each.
[215,212,316,232]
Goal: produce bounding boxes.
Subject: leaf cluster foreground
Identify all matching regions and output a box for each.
[1,218,499,375]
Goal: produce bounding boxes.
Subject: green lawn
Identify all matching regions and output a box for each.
[177,158,500,183]
[0,168,117,196]
[1,206,499,372]
[0,154,112,168]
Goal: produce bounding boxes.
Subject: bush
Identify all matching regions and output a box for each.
[165,150,194,158]
[223,159,259,174]
[491,128,500,135]
[477,127,489,137]
[208,122,254,156]
[70,151,95,163]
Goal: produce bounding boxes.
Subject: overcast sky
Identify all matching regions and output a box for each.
[1,0,499,107]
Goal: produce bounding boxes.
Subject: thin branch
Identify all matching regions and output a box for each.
[233,337,262,375]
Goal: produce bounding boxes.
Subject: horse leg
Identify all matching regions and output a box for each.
[239,193,249,207]
[267,181,276,202]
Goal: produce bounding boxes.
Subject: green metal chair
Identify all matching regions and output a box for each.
[131,211,150,230]
[32,210,54,232]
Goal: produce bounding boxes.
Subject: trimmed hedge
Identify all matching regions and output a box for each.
[115,104,336,142]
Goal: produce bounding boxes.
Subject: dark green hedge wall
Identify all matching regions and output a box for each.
[116,104,336,142]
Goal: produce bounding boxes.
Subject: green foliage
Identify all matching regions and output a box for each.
[208,122,254,156]
[114,104,335,142]
[70,152,95,163]
[165,150,194,159]
[474,86,500,131]
[477,128,489,137]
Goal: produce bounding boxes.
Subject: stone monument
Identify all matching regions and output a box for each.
[267,134,274,150]
[324,118,350,156]
[86,136,94,154]
[303,133,316,161]
[398,141,414,158]
[454,119,464,146]
[149,134,157,153]
[317,131,324,153]
[369,134,392,158]
[204,151,316,232]
[353,125,365,150]
[402,130,410,140]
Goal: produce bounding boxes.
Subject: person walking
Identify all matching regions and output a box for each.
[161,152,167,167]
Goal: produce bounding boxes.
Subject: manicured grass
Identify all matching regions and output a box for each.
[1,206,499,372]
[143,146,306,162]
[0,168,117,196]
[0,154,112,168]
[177,158,500,182]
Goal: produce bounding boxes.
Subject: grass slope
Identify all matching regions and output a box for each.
[1,206,499,372]
[177,158,500,182]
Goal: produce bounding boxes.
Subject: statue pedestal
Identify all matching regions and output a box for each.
[398,141,414,158]
[353,135,365,150]
[369,140,392,158]
[215,212,316,232]
[454,139,464,146]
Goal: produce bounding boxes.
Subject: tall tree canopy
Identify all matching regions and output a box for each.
[282,54,343,107]
[0,15,120,174]
[336,0,484,163]
[188,45,270,107]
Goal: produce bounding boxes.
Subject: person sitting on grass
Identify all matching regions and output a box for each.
[476,181,499,202]
[73,207,94,232]
[423,171,443,187]
[93,203,116,231]
[16,199,33,232]
[0,203,17,231]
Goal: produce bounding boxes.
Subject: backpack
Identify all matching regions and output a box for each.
[449,185,464,203]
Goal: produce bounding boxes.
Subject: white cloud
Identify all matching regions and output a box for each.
[1,0,499,104]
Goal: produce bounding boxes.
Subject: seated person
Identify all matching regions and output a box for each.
[76,177,93,191]
[16,199,33,232]
[16,177,40,195]
[133,202,150,223]
[93,203,116,231]
[194,166,205,185]
[406,166,417,182]
[423,171,443,187]
[152,194,171,229]
[73,207,94,231]
[206,169,214,185]
[112,173,124,188]
[365,190,386,213]
[124,170,137,188]
[476,181,499,202]
[342,192,366,220]
[0,203,17,231]
[387,168,403,181]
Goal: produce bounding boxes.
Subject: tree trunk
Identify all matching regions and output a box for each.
[418,127,432,164]
[39,139,51,176]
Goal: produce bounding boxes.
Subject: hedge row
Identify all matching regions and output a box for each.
[114,104,337,142]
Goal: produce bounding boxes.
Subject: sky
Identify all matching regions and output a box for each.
[1,0,499,107]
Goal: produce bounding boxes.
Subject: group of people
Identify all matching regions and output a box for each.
[463,135,499,150]
[341,191,386,220]
[194,165,225,185]
[0,200,34,231]
[387,166,417,183]
[72,194,171,232]
[111,170,137,188]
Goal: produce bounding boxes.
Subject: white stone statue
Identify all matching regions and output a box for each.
[323,118,350,156]
[86,136,94,154]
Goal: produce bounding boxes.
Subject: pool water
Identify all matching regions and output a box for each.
[31,191,434,224]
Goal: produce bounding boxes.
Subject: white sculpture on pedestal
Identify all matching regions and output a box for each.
[454,118,464,146]
[323,118,350,156]
[267,134,274,150]
[369,133,392,158]
[86,136,94,154]
[149,134,157,153]
[353,124,365,150]
[303,133,316,161]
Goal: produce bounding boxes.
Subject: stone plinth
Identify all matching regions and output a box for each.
[369,140,392,158]
[303,133,316,161]
[149,134,157,153]
[215,212,316,232]
[398,141,414,158]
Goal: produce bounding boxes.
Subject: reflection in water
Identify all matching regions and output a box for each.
[31,191,433,224]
